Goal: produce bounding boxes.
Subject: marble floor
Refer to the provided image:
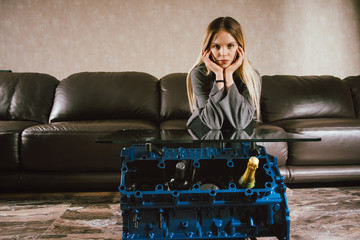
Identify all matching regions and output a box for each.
[0,187,359,240]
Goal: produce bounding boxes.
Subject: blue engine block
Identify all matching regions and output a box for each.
[119,143,290,239]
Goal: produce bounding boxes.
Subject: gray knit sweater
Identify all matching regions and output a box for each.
[187,63,256,130]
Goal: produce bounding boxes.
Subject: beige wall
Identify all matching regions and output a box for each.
[1,0,359,80]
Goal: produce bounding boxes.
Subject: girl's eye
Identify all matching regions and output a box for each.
[228,44,234,48]
[212,45,220,50]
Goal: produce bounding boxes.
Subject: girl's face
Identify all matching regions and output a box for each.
[210,30,239,69]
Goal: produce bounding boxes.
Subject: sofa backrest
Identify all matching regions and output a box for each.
[50,72,160,122]
[343,75,360,118]
[261,75,355,122]
[0,72,59,123]
[159,73,191,121]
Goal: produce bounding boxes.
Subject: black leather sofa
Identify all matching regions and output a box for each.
[1,71,359,192]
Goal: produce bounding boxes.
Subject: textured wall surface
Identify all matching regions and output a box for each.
[1,0,359,80]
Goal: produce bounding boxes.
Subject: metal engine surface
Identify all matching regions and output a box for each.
[119,143,290,239]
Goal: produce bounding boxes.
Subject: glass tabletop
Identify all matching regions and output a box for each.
[96,128,321,144]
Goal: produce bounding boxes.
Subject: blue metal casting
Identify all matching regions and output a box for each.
[119,143,290,239]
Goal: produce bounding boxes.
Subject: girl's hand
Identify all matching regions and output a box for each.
[223,46,244,89]
[201,49,224,79]
[225,46,244,76]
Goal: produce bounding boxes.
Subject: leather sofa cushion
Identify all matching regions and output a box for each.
[50,72,160,122]
[274,118,360,165]
[261,75,355,122]
[21,120,157,171]
[21,172,121,191]
[159,73,191,121]
[0,172,22,190]
[255,123,288,167]
[343,75,360,118]
[0,72,59,123]
[286,165,360,183]
[0,120,40,170]
[160,119,188,129]
[0,132,18,170]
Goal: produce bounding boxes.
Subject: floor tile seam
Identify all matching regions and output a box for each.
[32,219,56,239]
[312,209,360,216]
[37,200,74,239]
[300,224,342,239]
[302,230,317,240]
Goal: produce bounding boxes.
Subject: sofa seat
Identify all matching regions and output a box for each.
[0,121,40,170]
[274,118,360,183]
[19,120,158,191]
[274,118,360,165]
[0,121,42,190]
[160,119,188,129]
[21,120,157,172]
[285,165,360,183]
[20,172,123,192]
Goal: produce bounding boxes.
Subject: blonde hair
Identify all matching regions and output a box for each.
[186,16,261,121]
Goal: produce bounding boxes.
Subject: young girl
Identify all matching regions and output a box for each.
[187,17,261,133]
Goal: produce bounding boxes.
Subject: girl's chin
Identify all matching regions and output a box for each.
[215,60,233,69]
[218,63,230,69]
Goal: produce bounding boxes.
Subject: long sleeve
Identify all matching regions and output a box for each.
[218,83,255,129]
[187,66,227,129]
[187,64,256,130]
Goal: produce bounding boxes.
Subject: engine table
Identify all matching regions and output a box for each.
[97,128,320,240]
